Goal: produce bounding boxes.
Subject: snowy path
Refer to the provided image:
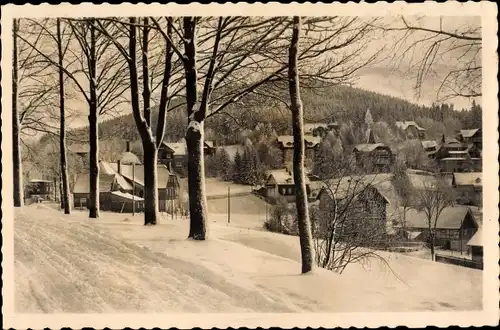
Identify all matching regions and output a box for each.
[15,205,482,313]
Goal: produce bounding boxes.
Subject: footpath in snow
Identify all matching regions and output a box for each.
[14,204,482,313]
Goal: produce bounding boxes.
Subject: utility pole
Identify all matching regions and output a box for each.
[227,186,231,224]
[132,162,136,216]
[266,199,268,224]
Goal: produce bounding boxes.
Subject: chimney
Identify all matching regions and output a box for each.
[126,140,131,152]
[117,160,121,174]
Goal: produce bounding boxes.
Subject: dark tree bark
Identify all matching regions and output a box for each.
[289,16,314,274]
[56,18,71,215]
[12,18,24,207]
[183,17,208,240]
[88,19,100,218]
[142,140,159,225]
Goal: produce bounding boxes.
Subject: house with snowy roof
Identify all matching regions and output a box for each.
[458,128,482,150]
[352,143,394,172]
[303,122,339,138]
[421,140,439,159]
[395,121,426,140]
[275,135,321,165]
[264,168,316,203]
[350,128,394,172]
[435,136,481,173]
[316,176,390,244]
[158,139,216,175]
[72,160,136,211]
[452,172,482,207]
[72,148,180,212]
[402,206,479,253]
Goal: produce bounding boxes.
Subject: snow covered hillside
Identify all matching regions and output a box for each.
[15,205,482,313]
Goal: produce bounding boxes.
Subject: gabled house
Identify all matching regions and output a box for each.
[352,143,393,172]
[158,141,186,173]
[402,206,478,252]
[316,177,390,241]
[395,121,426,140]
[458,128,482,150]
[72,161,134,211]
[264,168,312,203]
[276,135,321,165]
[452,172,482,206]
[109,161,181,212]
[435,136,481,173]
[158,139,216,175]
[421,140,439,159]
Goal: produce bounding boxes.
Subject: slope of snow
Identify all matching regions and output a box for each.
[15,205,482,314]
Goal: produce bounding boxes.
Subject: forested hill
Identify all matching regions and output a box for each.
[40,83,481,147]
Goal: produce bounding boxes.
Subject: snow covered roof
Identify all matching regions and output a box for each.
[321,176,387,201]
[421,140,438,149]
[320,172,440,207]
[119,151,142,165]
[111,191,144,202]
[266,169,311,185]
[353,143,389,153]
[29,179,52,183]
[395,121,425,131]
[163,141,187,156]
[205,140,215,148]
[467,227,483,247]
[460,129,481,138]
[453,172,482,187]
[304,123,328,133]
[72,172,132,194]
[276,135,321,149]
[108,163,174,189]
[404,206,476,230]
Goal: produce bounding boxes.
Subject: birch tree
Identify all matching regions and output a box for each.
[288,16,314,273]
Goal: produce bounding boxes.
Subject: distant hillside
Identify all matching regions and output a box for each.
[35,83,480,150]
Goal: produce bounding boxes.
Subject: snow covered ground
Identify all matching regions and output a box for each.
[15,204,482,313]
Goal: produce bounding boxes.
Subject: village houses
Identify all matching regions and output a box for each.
[72,147,181,213]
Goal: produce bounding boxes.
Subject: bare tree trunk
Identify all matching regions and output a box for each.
[143,140,159,225]
[57,18,71,215]
[12,18,24,207]
[184,17,208,240]
[430,231,436,261]
[88,19,99,218]
[289,16,314,274]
